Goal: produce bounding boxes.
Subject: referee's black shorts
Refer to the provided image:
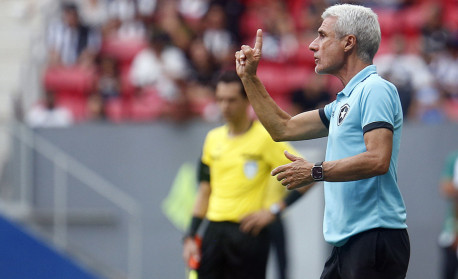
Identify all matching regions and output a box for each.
[198,221,270,279]
[321,228,410,279]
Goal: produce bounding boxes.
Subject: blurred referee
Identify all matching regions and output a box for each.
[182,71,309,279]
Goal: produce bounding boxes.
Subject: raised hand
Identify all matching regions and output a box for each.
[271,151,315,190]
[235,29,263,78]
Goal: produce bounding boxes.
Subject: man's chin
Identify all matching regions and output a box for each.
[315,66,325,75]
[315,66,332,75]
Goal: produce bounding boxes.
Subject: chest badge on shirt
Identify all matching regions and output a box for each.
[244,160,258,179]
[338,104,350,126]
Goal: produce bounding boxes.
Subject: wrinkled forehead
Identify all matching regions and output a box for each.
[318,16,338,35]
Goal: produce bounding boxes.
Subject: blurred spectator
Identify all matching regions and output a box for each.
[26,90,73,128]
[107,0,136,22]
[47,2,101,67]
[438,149,458,279]
[294,0,327,33]
[77,0,109,28]
[105,0,146,40]
[375,34,438,120]
[187,38,219,85]
[185,38,220,121]
[155,1,194,51]
[36,0,458,124]
[429,33,458,122]
[289,74,331,116]
[202,3,237,66]
[429,34,458,101]
[136,0,158,19]
[96,56,121,100]
[420,2,451,64]
[210,0,244,45]
[178,0,209,22]
[129,28,189,101]
[259,0,299,63]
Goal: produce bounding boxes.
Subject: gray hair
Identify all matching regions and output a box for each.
[322,4,381,63]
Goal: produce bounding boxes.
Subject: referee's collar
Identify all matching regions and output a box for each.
[339,65,377,96]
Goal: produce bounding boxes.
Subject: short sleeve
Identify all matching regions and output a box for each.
[322,101,336,129]
[360,82,397,134]
[201,133,212,166]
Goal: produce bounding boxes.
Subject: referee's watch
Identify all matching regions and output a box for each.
[311,162,324,181]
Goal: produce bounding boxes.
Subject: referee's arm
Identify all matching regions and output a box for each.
[186,160,211,237]
[182,161,211,264]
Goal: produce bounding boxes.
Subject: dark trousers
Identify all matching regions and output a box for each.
[198,221,270,279]
[321,228,410,279]
[268,218,288,279]
[442,246,458,279]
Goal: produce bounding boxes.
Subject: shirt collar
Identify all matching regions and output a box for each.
[339,65,377,96]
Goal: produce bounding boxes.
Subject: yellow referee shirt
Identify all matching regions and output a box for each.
[201,121,297,222]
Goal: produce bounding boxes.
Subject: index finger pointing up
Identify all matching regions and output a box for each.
[254,29,263,51]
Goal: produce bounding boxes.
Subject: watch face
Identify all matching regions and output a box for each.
[312,166,323,180]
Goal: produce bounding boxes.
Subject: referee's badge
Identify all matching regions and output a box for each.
[244,160,258,179]
[338,104,350,126]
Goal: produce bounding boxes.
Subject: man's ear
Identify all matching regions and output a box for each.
[343,35,357,53]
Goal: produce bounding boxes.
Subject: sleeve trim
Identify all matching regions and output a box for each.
[319,108,329,129]
[198,160,210,182]
[363,121,393,134]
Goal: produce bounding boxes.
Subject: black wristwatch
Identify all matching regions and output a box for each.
[311,162,324,181]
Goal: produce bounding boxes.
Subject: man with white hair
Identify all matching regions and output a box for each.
[235,4,410,279]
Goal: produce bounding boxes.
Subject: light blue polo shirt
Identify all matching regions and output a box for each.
[319,65,407,247]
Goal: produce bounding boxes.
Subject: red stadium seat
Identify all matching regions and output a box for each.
[375,9,397,38]
[56,95,88,123]
[128,88,165,122]
[100,36,148,69]
[257,63,312,98]
[445,99,458,121]
[43,66,96,98]
[399,6,424,37]
[119,68,136,99]
[105,98,127,123]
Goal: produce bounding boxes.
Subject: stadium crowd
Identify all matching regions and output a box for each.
[26,0,458,126]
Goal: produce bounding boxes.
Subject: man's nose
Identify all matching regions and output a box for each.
[309,38,318,52]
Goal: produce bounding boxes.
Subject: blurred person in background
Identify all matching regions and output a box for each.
[428,34,458,119]
[77,0,109,29]
[155,1,194,52]
[96,56,121,101]
[47,2,101,67]
[185,37,220,121]
[182,71,310,279]
[289,74,331,116]
[438,149,458,279]
[374,33,439,121]
[104,0,146,40]
[129,27,189,103]
[420,2,451,65]
[236,4,410,278]
[260,176,308,279]
[26,90,73,128]
[256,0,299,63]
[202,3,238,67]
